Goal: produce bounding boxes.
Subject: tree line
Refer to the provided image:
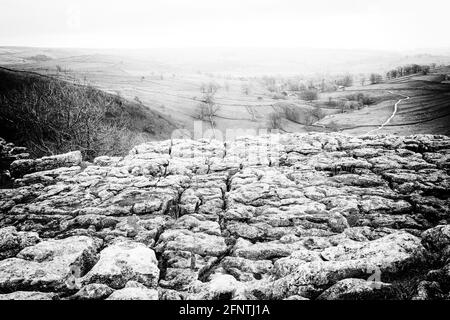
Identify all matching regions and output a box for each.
[386,64,434,79]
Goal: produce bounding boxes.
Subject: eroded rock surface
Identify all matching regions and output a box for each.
[0,138,29,188]
[0,236,101,293]
[82,240,159,289]
[317,278,392,300]
[0,133,449,299]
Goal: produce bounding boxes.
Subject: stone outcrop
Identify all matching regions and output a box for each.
[0,236,101,293]
[0,133,449,300]
[0,291,57,300]
[0,138,29,187]
[82,240,159,289]
[316,278,392,300]
[106,281,159,300]
[0,226,40,259]
[10,151,82,178]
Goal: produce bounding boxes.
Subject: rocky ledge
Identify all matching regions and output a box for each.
[0,138,29,188]
[0,133,449,300]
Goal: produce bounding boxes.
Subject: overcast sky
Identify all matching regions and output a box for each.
[1,0,449,51]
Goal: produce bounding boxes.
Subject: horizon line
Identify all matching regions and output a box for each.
[2,45,450,54]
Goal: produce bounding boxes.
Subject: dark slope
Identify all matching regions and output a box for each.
[0,67,177,160]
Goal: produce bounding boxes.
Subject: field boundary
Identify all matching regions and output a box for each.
[363,92,410,135]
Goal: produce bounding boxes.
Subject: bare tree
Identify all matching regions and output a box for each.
[268,112,282,130]
[369,73,383,84]
[241,83,252,95]
[336,74,353,87]
[200,82,220,95]
[194,93,220,121]
[0,76,152,160]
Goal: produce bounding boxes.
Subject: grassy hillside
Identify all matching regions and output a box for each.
[0,67,177,160]
[316,68,450,136]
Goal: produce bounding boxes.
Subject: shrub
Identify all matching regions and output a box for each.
[303,106,325,125]
[286,79,302,91]
[299,89,318,101]
[268,112,282,130]
[272,93,287,100]
[310,106,325,119]
[369,73,383,84]
[336,74,353,87]
[267,85,278,93]
[328,121,341,132]
[326,98,338,107]
[262,76,277,92]
[343,93,374,106]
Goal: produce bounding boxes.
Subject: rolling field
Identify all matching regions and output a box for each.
[1,47,449,138]
[317,69,450,136]
[0,48,326,136]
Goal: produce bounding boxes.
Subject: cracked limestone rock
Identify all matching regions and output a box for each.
[0,133,449,299]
